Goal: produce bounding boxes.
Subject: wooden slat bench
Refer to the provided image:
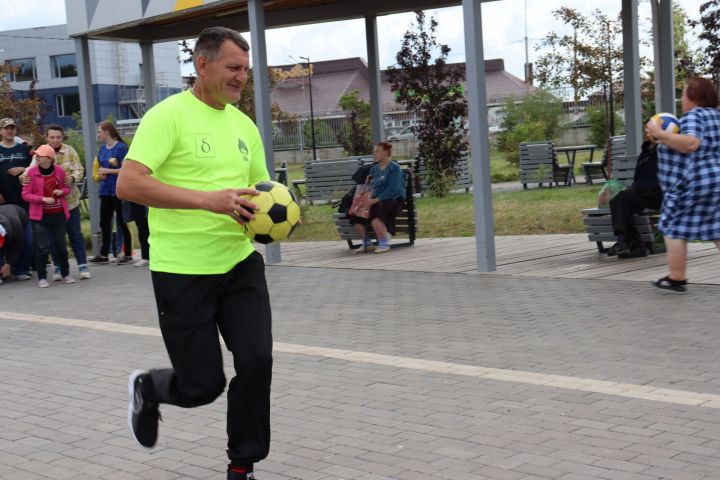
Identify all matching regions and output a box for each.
[519,141,571,189]
[299,156,373,204]
[416,154,472,195]
[582,154,664,254]
[295,155,372,204]
[333,168,417,249]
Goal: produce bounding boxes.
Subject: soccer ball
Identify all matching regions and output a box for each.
[650,112,681,135]
[242,181,301,244]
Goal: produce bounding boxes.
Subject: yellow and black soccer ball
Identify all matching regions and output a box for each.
[242,181,301,244]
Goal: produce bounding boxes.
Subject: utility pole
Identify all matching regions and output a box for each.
[300,56,317,160]
[607,21,615,136]
[524,0,530,83]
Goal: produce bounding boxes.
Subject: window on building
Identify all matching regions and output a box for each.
[51,54,78,78]
[55,94,81,117]
[6,58,37,82]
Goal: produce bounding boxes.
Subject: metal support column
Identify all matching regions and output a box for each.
[75,36,100,256]
[365,15,384,143]
[462,0,496,272]
[140,41,158,107]
[248,0,281,264]
[622,0,642,156]
[652,0,676,113]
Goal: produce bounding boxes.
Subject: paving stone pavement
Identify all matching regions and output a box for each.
[1,262,720,479]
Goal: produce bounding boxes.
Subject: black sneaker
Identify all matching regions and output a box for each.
[618,245,647,259]
[128,370,161,448]
[227,465,255,479]
[116,255,134,265]
[89,255,109,264]
[652,276,688,293]
[606,242,628,256]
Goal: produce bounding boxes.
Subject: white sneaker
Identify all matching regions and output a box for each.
[38,279,50,288]
[374,244,391,253]
[63,276,76,284]
[14,274,31,281]
[79,265,91,279]
[134,259,149,267]
[53,267,62,281]
[109,254,117,263]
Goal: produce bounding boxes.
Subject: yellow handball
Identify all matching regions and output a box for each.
[241,181,301,244]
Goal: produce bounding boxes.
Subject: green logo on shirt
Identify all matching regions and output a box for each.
[238,138,249,162]
[196,134,215,158]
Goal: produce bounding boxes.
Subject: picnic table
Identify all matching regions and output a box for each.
[555,145,596,184]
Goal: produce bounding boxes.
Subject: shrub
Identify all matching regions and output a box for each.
[496,90,564,166]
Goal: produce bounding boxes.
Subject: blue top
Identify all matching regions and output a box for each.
[97,141,128,197]
[370,161,404,201]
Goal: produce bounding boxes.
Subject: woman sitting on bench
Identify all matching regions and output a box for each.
[349,141,405,254]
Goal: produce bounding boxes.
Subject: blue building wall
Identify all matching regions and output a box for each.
[32,85,181,131]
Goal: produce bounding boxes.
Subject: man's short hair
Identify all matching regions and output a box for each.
[44,124,65,136]
[193,27,250,69]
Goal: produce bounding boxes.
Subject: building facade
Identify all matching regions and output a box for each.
[0,24,183,131]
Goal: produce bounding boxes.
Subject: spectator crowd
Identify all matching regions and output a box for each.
[0,120,148,288]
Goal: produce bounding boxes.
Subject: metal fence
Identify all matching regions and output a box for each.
[269,94,613,152]
[272,115,347,151]
[272,111,424,151]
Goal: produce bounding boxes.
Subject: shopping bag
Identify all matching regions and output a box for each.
[348,183,372,219]
[597,178,626,208]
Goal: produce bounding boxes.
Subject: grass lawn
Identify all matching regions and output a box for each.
[288,184,601,242]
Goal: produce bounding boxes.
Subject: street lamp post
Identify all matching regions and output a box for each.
[299,56,317,160]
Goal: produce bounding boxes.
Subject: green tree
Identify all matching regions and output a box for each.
[496,90,564,166]
[386,11,468,197]
[586,105,625,148]
[0,63,48,144]
[337,90,372,156]
[535,7,625,103]
[690,1,720,81]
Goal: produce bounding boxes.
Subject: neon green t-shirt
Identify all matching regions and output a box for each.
[126,90,270,274]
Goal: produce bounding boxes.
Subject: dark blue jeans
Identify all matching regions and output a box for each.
[33,212,69,281]
[49,206,88,268]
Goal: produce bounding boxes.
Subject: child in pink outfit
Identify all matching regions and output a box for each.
[21,144,75,287]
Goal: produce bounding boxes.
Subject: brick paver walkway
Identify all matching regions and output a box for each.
[1,262,720,479]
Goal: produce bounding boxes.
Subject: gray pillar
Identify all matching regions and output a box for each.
[622,0,642,156]
[140,41,158,107]
[365,15,384,143]
[652,0,676,113]
[462,0,496,272]
[248,0,281,264]
[75,36,100,256]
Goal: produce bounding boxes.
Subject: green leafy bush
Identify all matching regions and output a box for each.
[586,105,625,148]
[496,90,564,166]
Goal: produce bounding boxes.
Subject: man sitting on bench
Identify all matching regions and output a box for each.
[607,136,663,258]
[349,141,405,254]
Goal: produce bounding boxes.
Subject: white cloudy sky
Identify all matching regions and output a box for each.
[0,0,708,79]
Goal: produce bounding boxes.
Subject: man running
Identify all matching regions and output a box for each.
[117,27,272,480]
